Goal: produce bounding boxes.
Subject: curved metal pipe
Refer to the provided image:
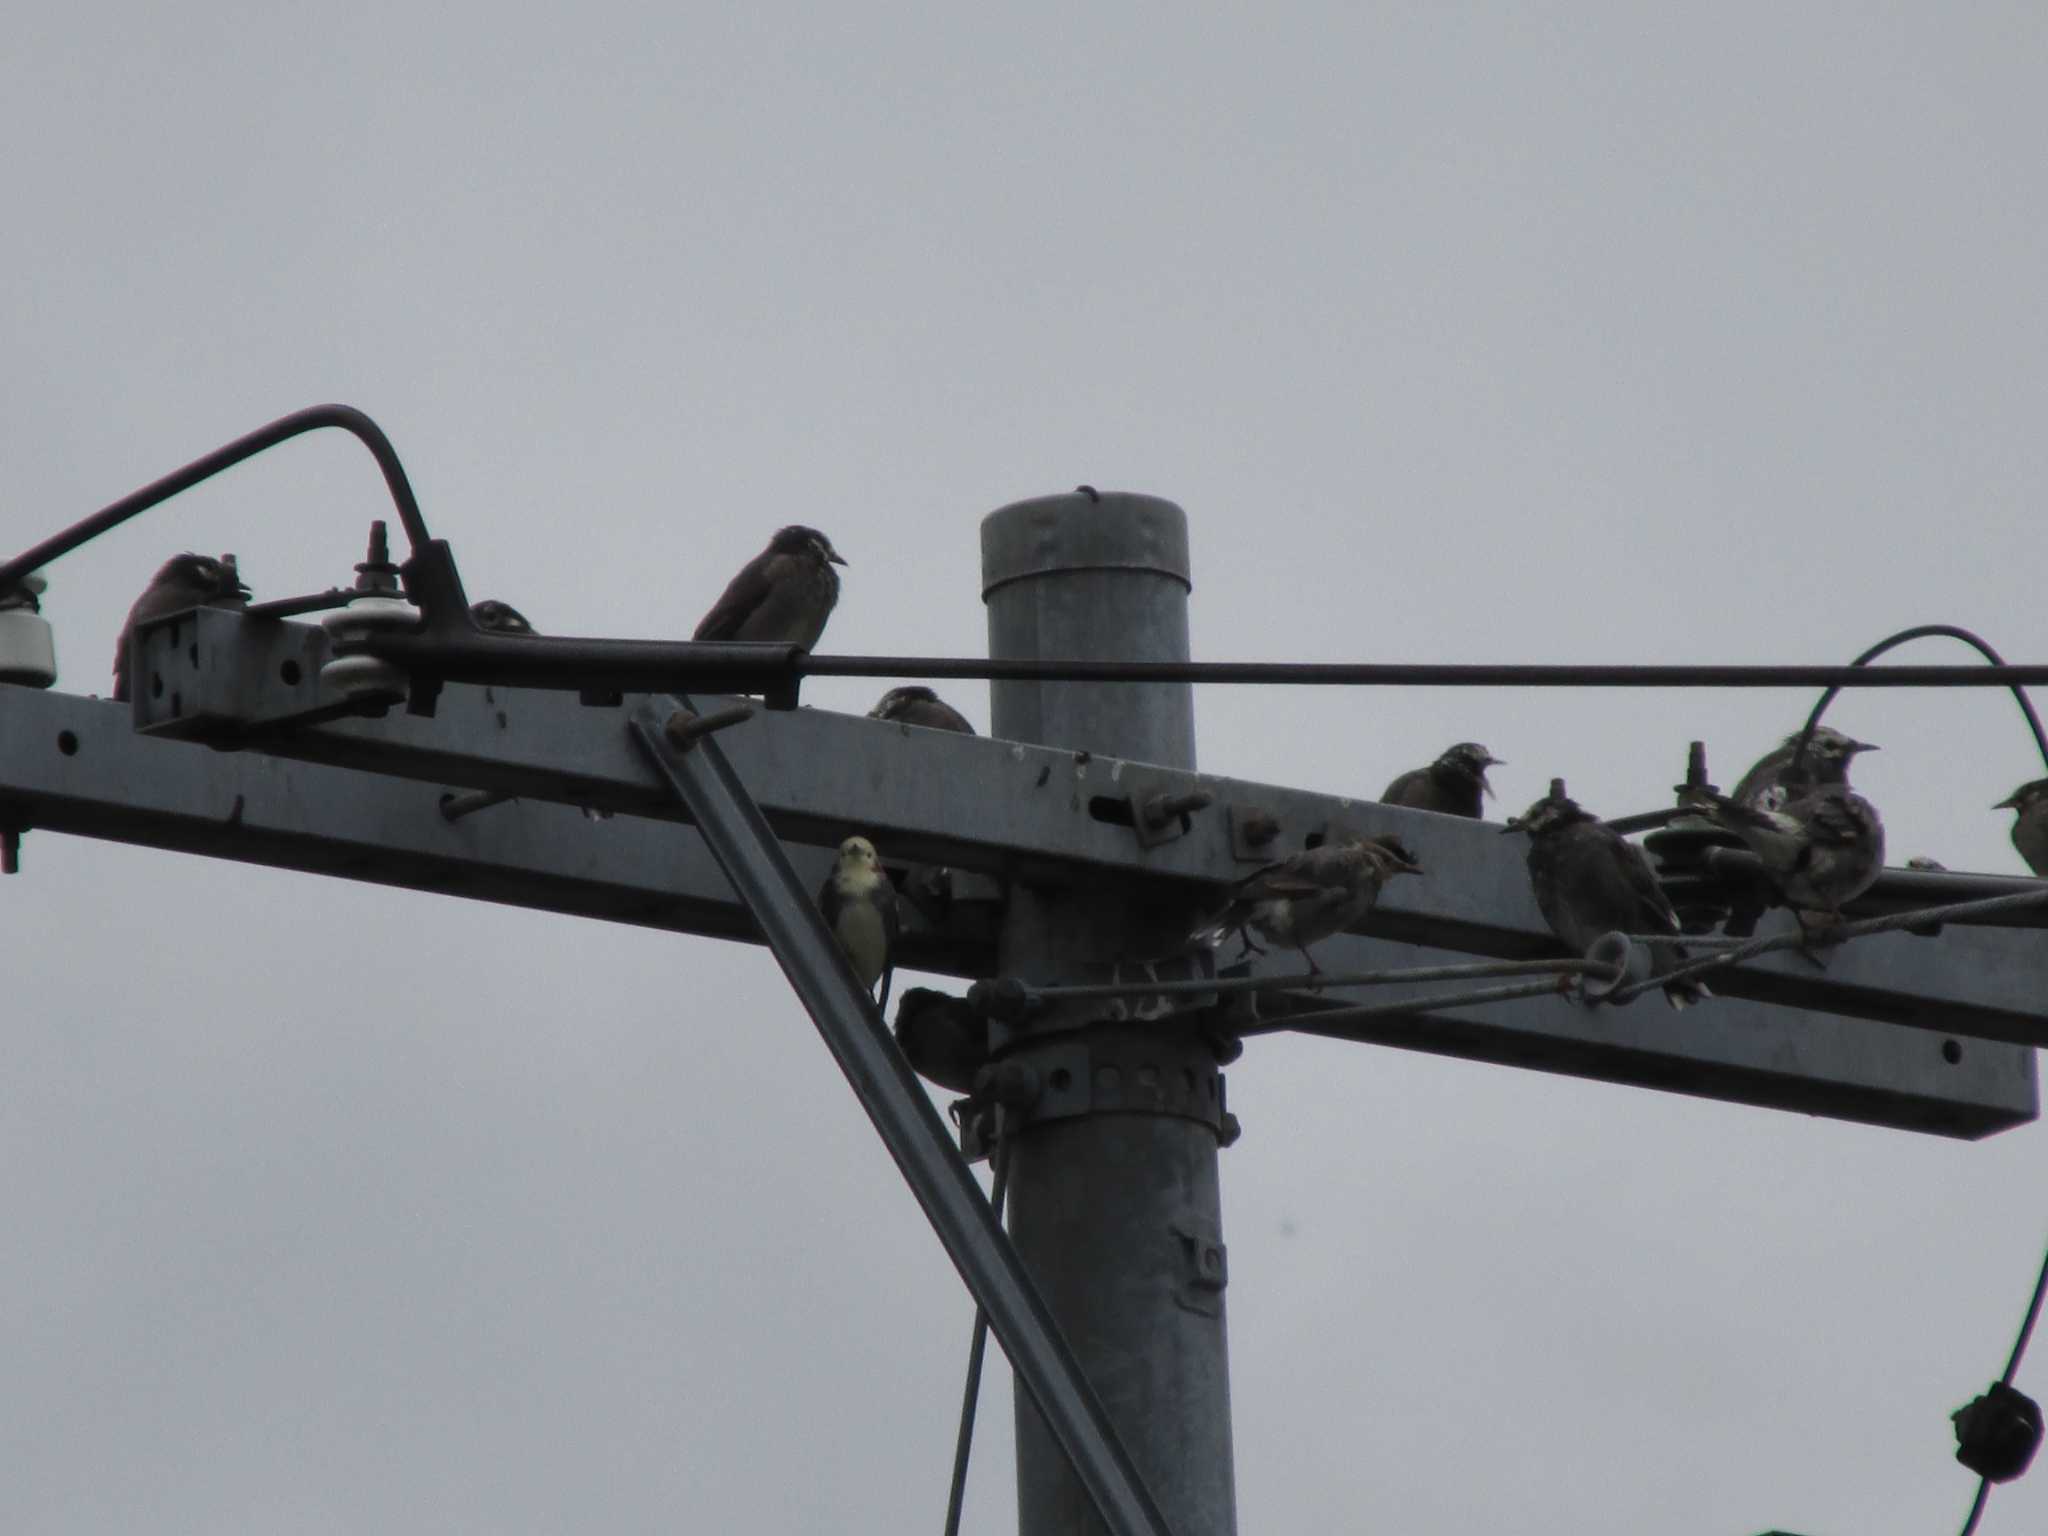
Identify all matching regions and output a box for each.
[0,404,431,597]
[1791,624,2048,782]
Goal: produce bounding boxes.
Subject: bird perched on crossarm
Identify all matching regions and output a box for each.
[112,552,251,701]
[1995,778,2048,877]
[1381,742,1502,819]
[1507,787,1707,1010]
[1729,726,1877,812]
[1702,784,1887,932]
[1190,832,1422,974]
[869,685,975,734]
[694,525,847,649]
[820,835,901,1014]
[470,599,536,635]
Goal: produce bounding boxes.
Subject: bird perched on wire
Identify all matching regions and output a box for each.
[112,552,251,701]
[1381,742,1503,819]
[1190,831,1422,974]
[470,599,536,635]
[1507,787,1708,1010]
[869,685,975,734]
[1993,778,2048,877]
[694,525,847,649]
[1702,785,1887,931]
[820,835,901,1014]
[1729,726,1877,812]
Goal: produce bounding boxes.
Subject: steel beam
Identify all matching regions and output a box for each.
[127,607,2048,1049]
[628,697,1173,1536]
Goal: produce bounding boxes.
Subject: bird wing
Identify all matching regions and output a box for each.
[1380,767,1426,805]
[1615,837,1682,932]
[1798,795,1866,845]
[1728,747,1790,808]
[693,552,781,641]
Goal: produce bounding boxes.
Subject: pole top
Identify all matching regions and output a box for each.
[980,490,1190,600]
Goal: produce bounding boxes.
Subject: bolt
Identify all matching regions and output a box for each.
[1143,788,1214,828]
[664,703,755,752]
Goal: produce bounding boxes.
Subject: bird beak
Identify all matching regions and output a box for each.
[829,550,849,566]
[1499,818,1523,836]
[1849,740,1878,756]
[1994,791,2023,810]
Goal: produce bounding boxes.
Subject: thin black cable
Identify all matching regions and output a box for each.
[797,654,2048,689]
[1792,625,2048,783]
[2000,1237,2048,1387]
[943,1112,1013,1536]
[1959,1475,1991,1536]
[0,404,432,597]
[1950,1228,2048,1536]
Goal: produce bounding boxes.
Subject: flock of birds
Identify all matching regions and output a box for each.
[110,526,2048,1037]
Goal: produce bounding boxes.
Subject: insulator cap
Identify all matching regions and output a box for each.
[320,593,419,704]
[1954,1380,2043,1483]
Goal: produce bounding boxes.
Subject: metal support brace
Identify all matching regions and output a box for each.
[625,697,1174,1536]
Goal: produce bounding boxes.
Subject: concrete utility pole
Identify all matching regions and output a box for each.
[985,493,1237,1536]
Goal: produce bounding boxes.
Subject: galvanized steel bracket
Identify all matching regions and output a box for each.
[1171,1214,1229,1317]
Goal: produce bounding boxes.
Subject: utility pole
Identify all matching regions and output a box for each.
[985,493,1236,1536]
[4,404,2044,1536]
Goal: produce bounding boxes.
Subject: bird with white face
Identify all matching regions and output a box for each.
[818,835,901,1014]
[112,552,251,701]
[694,525,847,649]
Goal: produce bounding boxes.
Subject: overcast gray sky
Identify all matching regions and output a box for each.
[6,4,2047,1532]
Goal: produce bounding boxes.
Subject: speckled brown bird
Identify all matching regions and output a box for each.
[1381,742,1502,819]
[1704,785,1887,922]
[1190,833,1422,973]
[869,685,975,734]
[1507,788,1707,1010]
[1729,726,1876,812]
[112,553,250,701]
[694,525,846,649]
[469,599,536,635]
[1993,778,2048,877]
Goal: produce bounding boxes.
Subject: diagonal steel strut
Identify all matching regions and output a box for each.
[627,698,1176,1536]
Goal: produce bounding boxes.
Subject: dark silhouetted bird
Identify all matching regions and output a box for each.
[820,835,901,1014]
[869,685,975,734]
[1730,726,1877,811]
[113,553,250,701]
[470,599,536,635]
[1993,778,2048,877]
[694,525,846,648]
[1190,832,1422,973]
[1703,785,1886,924]
[1508,788,1707,1010]
[1381,742,1502,819]
[892,988,987,1095]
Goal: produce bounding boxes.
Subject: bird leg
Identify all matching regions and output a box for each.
[1298,947,1324,985]
[1789,907,1848,968]
[1233,928,1267,964]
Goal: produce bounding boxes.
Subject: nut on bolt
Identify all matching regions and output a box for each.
[664,703,755,752]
